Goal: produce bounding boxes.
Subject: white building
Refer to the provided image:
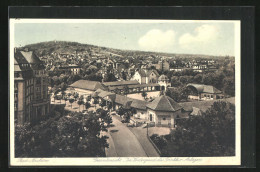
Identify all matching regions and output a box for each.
[131,69,160,84]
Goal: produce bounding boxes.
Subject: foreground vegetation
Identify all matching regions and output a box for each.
[151,101,235,157]
[15,108,111,157]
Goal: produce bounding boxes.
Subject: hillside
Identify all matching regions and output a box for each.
[20,41,229,59]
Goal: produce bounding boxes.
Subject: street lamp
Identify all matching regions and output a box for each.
[146,122,149,136]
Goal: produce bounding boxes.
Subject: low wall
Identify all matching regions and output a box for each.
[147,131,161,156]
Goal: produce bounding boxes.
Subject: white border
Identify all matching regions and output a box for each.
[9,19,241,166]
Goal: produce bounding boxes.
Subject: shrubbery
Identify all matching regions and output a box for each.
[150,101,235,157]
[15,111,109,157]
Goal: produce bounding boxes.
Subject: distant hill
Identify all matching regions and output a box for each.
[20,41,230,59]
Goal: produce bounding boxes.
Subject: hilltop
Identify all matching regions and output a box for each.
[20,41,230,59]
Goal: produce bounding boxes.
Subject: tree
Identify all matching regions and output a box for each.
[114,88,120,95]
[60,82,68,91]
[223,77,235,97]
[171,76,181,87]
[103,73,117,82]
[141,91,148,100]
[69,99,75,108]
[73,92,79,100]
[193,74,203,84]
[85,102,91,110]
[117,107,125,118]
[107,102,113,112]
[86,95,91,102]
[64,96,68,106]
[61,91,66,99]
[162,101,235,157]
[123,86,129,95]
[99,99,106,109]
[165,87,189,102]
[77,100,83,111]
[54,94,58,103]
[93,98,99,109]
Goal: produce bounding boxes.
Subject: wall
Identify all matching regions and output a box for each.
[132,72,142,84]
[148,72,158,83]
[136,109,147,119]
[17,81,25,124]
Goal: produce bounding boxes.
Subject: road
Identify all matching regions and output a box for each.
[106,115,148,157]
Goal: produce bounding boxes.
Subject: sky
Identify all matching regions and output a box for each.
[14,21,236,56]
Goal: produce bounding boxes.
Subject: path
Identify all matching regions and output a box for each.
[128,126,160,157]
[106,115,148,157]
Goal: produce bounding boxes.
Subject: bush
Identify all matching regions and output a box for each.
[150,134,167,150]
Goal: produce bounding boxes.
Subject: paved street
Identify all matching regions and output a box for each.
[51,97,158,157]
[128,126,160,157]
[107,115,148,157]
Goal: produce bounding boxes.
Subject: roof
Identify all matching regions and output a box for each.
[190,107,203,116]
[187,83,222,94]
[130,99,147,110]
[138,69,159,77]
[115,94,134,107]
[146,95,182,112]
[69,80,106,91]
[179,97,235,112]
[98,90,116,98]
[158,74,169,81]
[15,51,45,70]
[103,80,139,87]
[20,51,43,64]
[14,58,22,72]
[108,83,160,91]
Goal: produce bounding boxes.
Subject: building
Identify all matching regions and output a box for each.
[69,80,107,97]
[186,83,224,100]
[103,80,140,89]
[14,50,50,125]
[179,97,235,116]
[156,59,170,71]
[157,74,171,91]
[146,95,189,127]
[131,69,160,84]
[58,64,81,75]
[93,89,189,128]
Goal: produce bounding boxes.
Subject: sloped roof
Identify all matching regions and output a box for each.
[108,83,160,91]
[69,80,106,91]
[179,97,235,112]
[98,90,116,98]
[115,94,134,107]
[103,80,139,87]
[158,74,169,81]
[147,69,159,77]
[190,107,203,116]
[14,58,22,72]
[130,99,147,110]
[20,51,43,64]
[16,51,45,70]
[138,69,159,77]
[146,95,182,112]
[187,83,222,94]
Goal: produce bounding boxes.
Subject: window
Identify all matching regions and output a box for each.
[150,114,153,121]
[14,83,18,90]
[14,93,18,101]
[163,117,166,120]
